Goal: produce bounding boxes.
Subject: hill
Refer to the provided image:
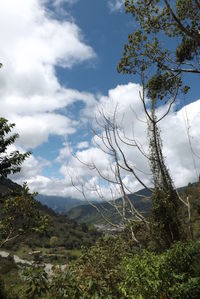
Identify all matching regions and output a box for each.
[0,178,22,197]
[67,182,200,240]
[67,188,152,225]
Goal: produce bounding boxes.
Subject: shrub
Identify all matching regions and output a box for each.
[49,235,135,298]
[119,241,200,299]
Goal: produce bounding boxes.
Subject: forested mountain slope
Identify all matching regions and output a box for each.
[67,188,152,225]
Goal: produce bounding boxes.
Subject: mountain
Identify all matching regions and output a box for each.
[36,194,84,213]
[67,182,200,231]
[0,178,83,213]
[67,188,152,225]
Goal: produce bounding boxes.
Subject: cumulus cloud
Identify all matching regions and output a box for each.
[11,113,78,148]
[12,152,86,198]
[161,101,200,186]
[10,81,200,199]
[0,0,96,149]
[52,83,200,199]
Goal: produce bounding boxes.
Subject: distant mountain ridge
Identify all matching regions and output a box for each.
[0,179,152,225]
[66,182,200,225]
[0,178,83,213]
[2,178,197,227]
[36,194,84,213]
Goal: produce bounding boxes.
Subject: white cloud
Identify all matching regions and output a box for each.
[11,154,50,182]
[160,102,200,186]
[53,83,200,199]
[10,82,200,199]
[76,141,89,149]
[53,0,78,6]
[56,143,72,163]
[108,0,124,12]
[0,0,96,149]
[12,154,85,198]
[11,113,78,148]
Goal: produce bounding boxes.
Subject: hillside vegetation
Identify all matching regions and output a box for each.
[0,179,100,264]
[1,182,199,299]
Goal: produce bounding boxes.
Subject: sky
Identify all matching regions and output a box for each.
[0,0,200,199]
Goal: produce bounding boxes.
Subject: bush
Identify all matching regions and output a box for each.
[48,235,135,299]
[16,239,200,299]
[119,241,200,299]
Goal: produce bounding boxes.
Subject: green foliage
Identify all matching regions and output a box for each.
[0,117,31,178]
[0,184,49,248]
[48,235,136,299]
[176,37,198,63]
[150,189,184,249]
[120,241,200,299]
[119,0,200,81]
[23,265,48,299]
[29,239,199,299]
[147,72,182,101]
[119,251,161,298]
[117,0,200,167]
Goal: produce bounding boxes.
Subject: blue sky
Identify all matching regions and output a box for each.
[37,0,135,162]
[1,0,200,198]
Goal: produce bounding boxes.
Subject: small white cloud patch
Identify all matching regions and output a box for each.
[108,0,124,12]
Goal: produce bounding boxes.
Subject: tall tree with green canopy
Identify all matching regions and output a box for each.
[0,118,48,248]
[118,0,200,248]
[0,117,31,179]
[119,0,200,78]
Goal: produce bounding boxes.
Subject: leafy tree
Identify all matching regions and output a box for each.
[70,1,200,248]
[0,118,48,247]
[119,0,200,85]
[0,183,49,248]
[0,117,31,178]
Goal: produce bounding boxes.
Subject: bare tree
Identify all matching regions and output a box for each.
[68,74,193,247]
